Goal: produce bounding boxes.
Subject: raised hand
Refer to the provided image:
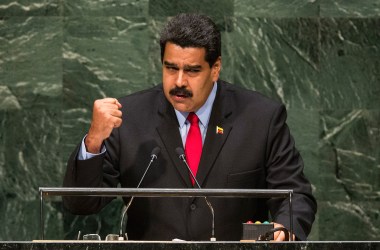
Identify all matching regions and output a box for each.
[85,98,122,153]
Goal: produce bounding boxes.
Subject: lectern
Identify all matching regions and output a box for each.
[39,187,294,241]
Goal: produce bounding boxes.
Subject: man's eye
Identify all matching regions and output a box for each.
[187,69,200,73]
[166,66,178,71]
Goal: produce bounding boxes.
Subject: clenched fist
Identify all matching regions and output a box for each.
[85,98,122,153]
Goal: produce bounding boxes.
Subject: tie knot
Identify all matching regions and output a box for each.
[187,112,199,125]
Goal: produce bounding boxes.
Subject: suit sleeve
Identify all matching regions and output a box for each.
[265,104,317,240]
[62,128,121,215]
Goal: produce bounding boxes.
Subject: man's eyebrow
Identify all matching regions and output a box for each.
[184,65,202,70]
[163,61,177,67]
[163,61,202,70]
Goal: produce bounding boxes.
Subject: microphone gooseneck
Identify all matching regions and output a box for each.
[175,147,216,241]
[119,146,161,240]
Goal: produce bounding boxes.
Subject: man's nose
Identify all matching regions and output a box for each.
[175,70,188,87]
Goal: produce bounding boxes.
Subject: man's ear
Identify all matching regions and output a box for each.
[212,57,222,81]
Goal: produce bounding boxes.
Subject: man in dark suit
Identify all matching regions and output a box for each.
[63,13,317,241]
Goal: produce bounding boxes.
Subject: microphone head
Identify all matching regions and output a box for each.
[175,147,185,157]
[151,146,161,157]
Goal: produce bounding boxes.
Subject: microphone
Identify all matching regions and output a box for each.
[119,146,161,240]
[175,147,216,241]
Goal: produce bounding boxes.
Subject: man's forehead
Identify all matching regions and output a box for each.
[163,44,208,66]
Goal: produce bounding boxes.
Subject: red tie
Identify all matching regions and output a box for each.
[185,112,202,185]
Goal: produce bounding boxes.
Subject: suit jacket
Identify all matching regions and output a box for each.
[63,80,317,241]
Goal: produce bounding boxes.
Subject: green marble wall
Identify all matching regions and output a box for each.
[0,0,379,241]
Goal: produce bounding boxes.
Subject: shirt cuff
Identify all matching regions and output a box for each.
[78,135,106,160]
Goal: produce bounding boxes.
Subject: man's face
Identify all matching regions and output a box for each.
[162,42,221,112]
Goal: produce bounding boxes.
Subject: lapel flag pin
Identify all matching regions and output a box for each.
[216,126,224,135]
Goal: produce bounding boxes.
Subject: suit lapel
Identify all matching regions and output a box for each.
[196,81,234,186]
[155,81,235,188]
[156,93,193,187]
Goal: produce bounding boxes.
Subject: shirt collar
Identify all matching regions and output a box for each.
[175,82,218,128]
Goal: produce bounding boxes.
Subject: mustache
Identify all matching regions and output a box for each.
[169,87,193,97]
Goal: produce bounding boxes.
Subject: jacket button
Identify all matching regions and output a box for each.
[190,203,197,211]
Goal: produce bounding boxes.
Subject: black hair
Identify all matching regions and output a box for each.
[159,13,221,68]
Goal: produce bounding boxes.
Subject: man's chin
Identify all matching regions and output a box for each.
[173,105,192,112]
[167,96,189,111]
[171,102,193,113]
